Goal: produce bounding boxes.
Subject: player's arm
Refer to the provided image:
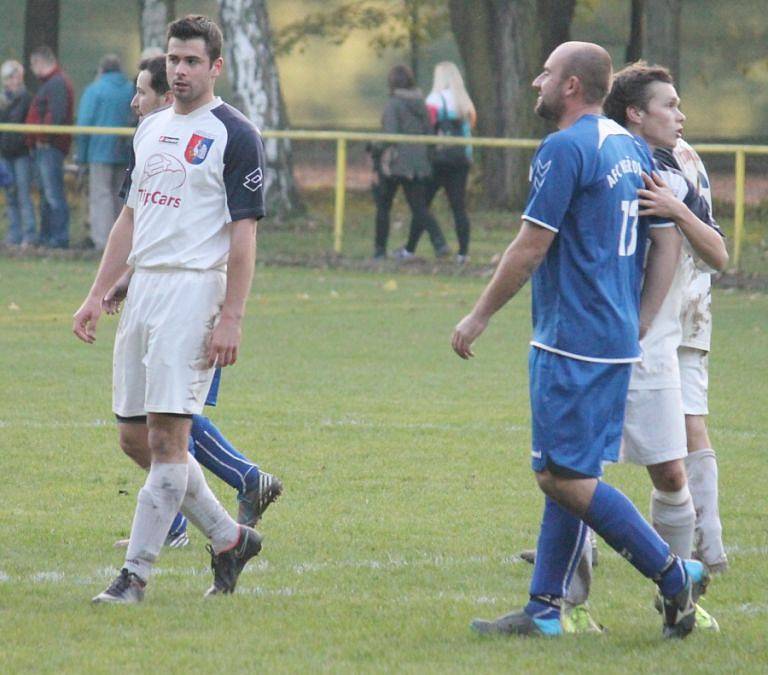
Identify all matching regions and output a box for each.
[638,225,682,338]
[208,217,257,368]
[102,268,134,315]
[72,206,134,343]
[639,172,728,271]
[452,222,554,359]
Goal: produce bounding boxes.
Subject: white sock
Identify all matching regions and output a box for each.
[125,462,189,582]
[181,456,239,553]
[650,485,695,558]
[565,530,592,608]
[685,449,727,567]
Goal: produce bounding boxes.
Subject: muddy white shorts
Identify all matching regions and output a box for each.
[112,267,226,417]
[620,387,687,466]
[679,346,709,416]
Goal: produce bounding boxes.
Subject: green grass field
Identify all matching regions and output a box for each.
[0,257,766,673]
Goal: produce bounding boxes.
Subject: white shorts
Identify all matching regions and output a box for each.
[679,346,709,415]
[620,388,687,466]
[113,268,226,417]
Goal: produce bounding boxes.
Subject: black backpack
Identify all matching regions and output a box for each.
[432,94,469,169]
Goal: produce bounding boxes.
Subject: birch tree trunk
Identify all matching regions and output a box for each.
[218,0,303,218]
[139,0,174,52]
[643,0,681,82]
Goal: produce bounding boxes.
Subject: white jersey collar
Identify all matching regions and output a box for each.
[172,96,223,119]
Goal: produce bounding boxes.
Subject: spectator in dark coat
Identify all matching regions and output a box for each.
[0,60,36,246]
[26,45,74,248]
[371,64,448,260]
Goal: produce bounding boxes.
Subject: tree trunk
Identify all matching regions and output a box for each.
[218,0,303,219]
[139,0,173,53]
[538,0,576,64]
[643,0,681,82]
[449,0,543,209]
[626,0,644,64]
[24,0,59,90]
[407,0,420,81]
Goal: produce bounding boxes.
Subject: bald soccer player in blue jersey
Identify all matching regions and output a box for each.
[452,41,708,639]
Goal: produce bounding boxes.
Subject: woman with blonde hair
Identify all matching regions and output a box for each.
[407,61,476,263]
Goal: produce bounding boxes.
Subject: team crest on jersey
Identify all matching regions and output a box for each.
[184,134,214,164]
[531,159,552,192]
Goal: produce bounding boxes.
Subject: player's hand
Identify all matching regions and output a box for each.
[72,296,102,343]
[638,172,684,220]
[102,279,129,315]
[451,313,488,360]
[208,316,241,368]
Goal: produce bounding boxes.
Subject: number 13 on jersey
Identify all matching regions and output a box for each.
[619,199,639,257]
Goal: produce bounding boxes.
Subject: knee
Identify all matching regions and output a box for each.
[534,470,557,497]
[119,432,150,469]
[650,461,687,492]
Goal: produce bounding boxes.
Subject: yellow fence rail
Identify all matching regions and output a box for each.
[2,122,766,268]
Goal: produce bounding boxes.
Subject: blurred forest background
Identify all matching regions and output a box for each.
[1,0,767,140]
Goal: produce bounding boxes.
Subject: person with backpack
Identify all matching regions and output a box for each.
[409,61,476,264]
[371,64,449,260]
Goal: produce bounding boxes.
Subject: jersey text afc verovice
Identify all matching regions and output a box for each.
[121,97,266,270]
[522,114,672,363]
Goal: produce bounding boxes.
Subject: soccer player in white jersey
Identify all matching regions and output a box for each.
[105,55,282,550]
[549,62,728,633]
[670,138,729,574]
[453,42,708,640]
[73,15,267,603]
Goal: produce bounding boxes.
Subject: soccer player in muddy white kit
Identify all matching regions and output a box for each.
[73,15,267,603]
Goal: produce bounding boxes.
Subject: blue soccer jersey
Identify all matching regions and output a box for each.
[523,114,669,363]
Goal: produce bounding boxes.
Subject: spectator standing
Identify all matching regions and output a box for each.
[76,54,134,250]
[0,60,36,246]
[26,45,74,248]
[412,62,477,264]
[372,64,448,260]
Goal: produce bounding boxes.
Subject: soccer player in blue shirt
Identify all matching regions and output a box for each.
[452,41,708,639]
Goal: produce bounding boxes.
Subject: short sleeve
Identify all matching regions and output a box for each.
[223,125,266,222]
[522,134,581,233]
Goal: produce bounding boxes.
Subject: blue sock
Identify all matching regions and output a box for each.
[582,481,673,580]
[168,512,187,537]
[525,496,587,620]
[189,415,259,494]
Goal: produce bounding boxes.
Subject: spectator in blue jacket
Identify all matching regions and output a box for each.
[76,54,134,250]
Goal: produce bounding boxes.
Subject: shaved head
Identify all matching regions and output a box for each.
[549,41,613,105]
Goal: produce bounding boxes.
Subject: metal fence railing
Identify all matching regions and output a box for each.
[2,122,766,268]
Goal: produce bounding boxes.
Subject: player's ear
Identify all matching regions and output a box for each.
[211,56,223,77]
[626,105,643,125]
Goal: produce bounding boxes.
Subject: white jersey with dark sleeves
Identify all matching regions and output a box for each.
[672,139,716,351]
[122,97,266,270]
[630,162,717,390]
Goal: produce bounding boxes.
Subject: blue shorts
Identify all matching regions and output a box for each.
[529,347,631,478]
[204,367,222,407]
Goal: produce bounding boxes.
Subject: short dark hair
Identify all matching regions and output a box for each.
[603,61,675,126]
[30,45,56,63]
[166,15,223,63]
[138,55,169,95]
[560,49,612,105]
[388,64,415,93]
